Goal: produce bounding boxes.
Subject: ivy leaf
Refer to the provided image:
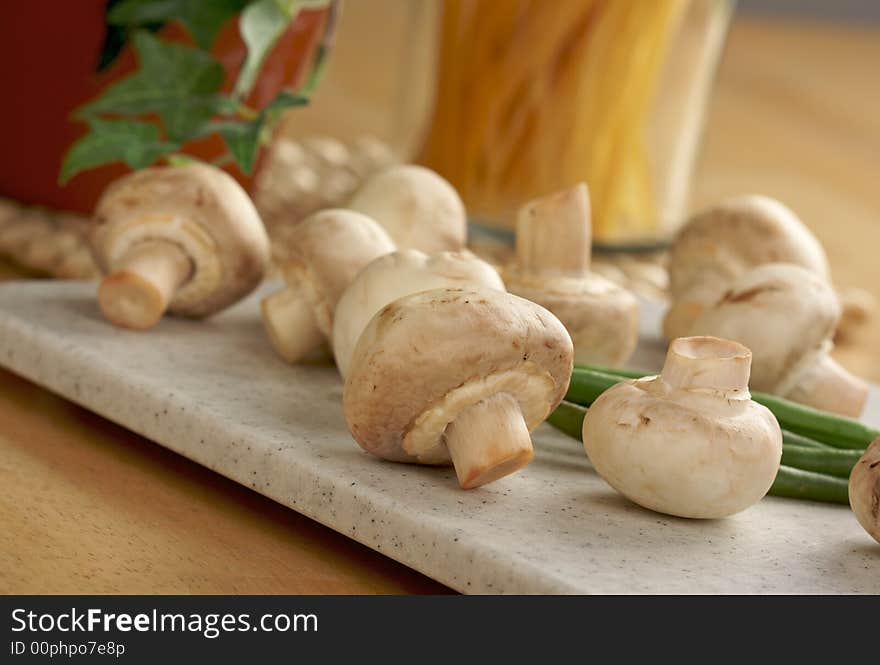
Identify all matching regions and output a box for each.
[205,90,308,174]
[77,31,225,142]
[59,118,177,184]
[96,6,165,73]
[107,0,248,50]
[234,0,330,98]
[210,121,263,175]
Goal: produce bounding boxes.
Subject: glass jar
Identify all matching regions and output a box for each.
[417,0,733,248]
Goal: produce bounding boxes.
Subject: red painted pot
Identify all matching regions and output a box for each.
[0,1,333,213]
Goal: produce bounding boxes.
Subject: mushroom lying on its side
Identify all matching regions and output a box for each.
[261,209,394,363]
[849,437,880,545]
[683,263,868,417]
[502,184,639,367]
[344,288,573,489]
[665,195,829,341]
[331,249,505,378]
[347,165,467,253]
[582,336,782,519]
[91,164,270,330]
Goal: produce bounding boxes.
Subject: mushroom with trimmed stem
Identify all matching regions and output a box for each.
[682,263,868,417]
[344,287,573,489]
[582,336,782,519]
[502,183,639,367]
[665,194,829,341]
[849,437,880,545]
[261,209,395,363]
[331,249,505,378]
[91,164,270,330]
[347,165,467,253]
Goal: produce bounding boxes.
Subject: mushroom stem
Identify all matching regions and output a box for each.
[660,336,752,393]
[444,393,534,489]
[515,183,591,274]
[783,354,869,418]
[260,286,324,363]
[97,239,192,330]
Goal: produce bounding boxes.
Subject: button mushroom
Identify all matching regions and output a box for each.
[849,437,880,545]
[582,336,783,518]
[682,263,869,417]
[91,164,270,330]
[261,209,395,363]
[665,194,829,341]
[331,249,505,378]
[347,165,467,253]
[502,183,639,367]
[344,287,573,489]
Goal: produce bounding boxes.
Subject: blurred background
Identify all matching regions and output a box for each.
[1,0,877,375]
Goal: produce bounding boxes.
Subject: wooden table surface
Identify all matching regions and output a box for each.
[2,16,879,594]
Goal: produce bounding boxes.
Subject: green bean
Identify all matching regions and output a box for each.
[565,368,623,405]
[780,445,862,478]
[546,401,587,441]
[768,466,850,504]
[750,392,876,450]
[573,364,649,379]
[782,430,834,450]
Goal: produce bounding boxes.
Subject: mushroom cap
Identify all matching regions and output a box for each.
[331,249,505,378]
[278,209,395,335]
[582,376,782,519]
[344,287,573,464]
[347,165,467,253]
[849,437,880,544]
[503,267,639,367]
[91,164,270,317]
[685,263,840,392]
[665,195,829,339]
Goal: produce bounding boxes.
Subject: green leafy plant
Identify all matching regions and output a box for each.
[61,0,332,184]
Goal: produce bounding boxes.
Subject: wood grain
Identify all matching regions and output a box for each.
[0,365,447,594]
[1,15,879,594]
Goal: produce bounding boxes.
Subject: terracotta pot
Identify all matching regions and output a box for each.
[0,0,333,214]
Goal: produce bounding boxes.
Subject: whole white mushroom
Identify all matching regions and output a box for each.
[582,336,782,519]
[344,287,573,489]
[91,164,270,330]
[502,184,639,367]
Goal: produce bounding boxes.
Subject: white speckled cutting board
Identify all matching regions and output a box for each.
[1,280,878,593]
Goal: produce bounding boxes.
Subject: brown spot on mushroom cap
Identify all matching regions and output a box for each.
[343,287,573,463]
[720,284,780,304]
[91,164,270,317]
